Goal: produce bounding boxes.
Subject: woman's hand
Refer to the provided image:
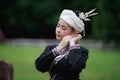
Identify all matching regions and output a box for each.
[56,35,72,53]
[56,34,82,53]
[70,34,82,46]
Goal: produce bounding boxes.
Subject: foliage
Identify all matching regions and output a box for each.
[92,0,120,43]
[0,0,120,43]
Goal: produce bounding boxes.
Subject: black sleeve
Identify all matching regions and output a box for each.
[68,47,88,72]
[52,47,89,73]
[35,45,56,72]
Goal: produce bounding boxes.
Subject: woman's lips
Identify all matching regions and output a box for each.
[56,34,61,37]
[56,33,62,38]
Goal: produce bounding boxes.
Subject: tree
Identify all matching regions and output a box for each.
[92,0,120,44]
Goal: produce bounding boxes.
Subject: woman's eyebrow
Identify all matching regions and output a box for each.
[57,23,66,27]
[61,25,66,28]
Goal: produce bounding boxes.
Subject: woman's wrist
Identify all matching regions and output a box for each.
[56,45,63,53]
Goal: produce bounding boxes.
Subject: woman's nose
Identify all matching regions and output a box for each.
[56,27,61,33]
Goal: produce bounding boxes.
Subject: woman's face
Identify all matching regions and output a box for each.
[55,19,77,41]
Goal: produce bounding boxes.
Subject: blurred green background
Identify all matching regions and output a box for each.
[0,0,120,43]
[0,44,120,80]
[0,0,120,80]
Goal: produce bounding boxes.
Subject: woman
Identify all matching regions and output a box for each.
[35,9,97,80]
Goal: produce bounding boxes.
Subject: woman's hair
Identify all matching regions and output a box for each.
[74,10,81,17]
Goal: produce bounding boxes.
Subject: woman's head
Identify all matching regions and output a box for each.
[55,9,83,41]
[55,9,98,40]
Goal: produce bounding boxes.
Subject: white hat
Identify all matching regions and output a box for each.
[60,9,98,35]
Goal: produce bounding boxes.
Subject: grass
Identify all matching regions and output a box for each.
[81,49,120,80]
[0,44,120,80]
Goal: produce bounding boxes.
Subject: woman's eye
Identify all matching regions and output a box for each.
[62,27,66,30]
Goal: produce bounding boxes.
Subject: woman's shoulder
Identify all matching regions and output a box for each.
[80,45,89,54]
[80,46,88,51]
[46,44,57,49]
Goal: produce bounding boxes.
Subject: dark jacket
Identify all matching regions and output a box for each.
[35,45,88,80]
